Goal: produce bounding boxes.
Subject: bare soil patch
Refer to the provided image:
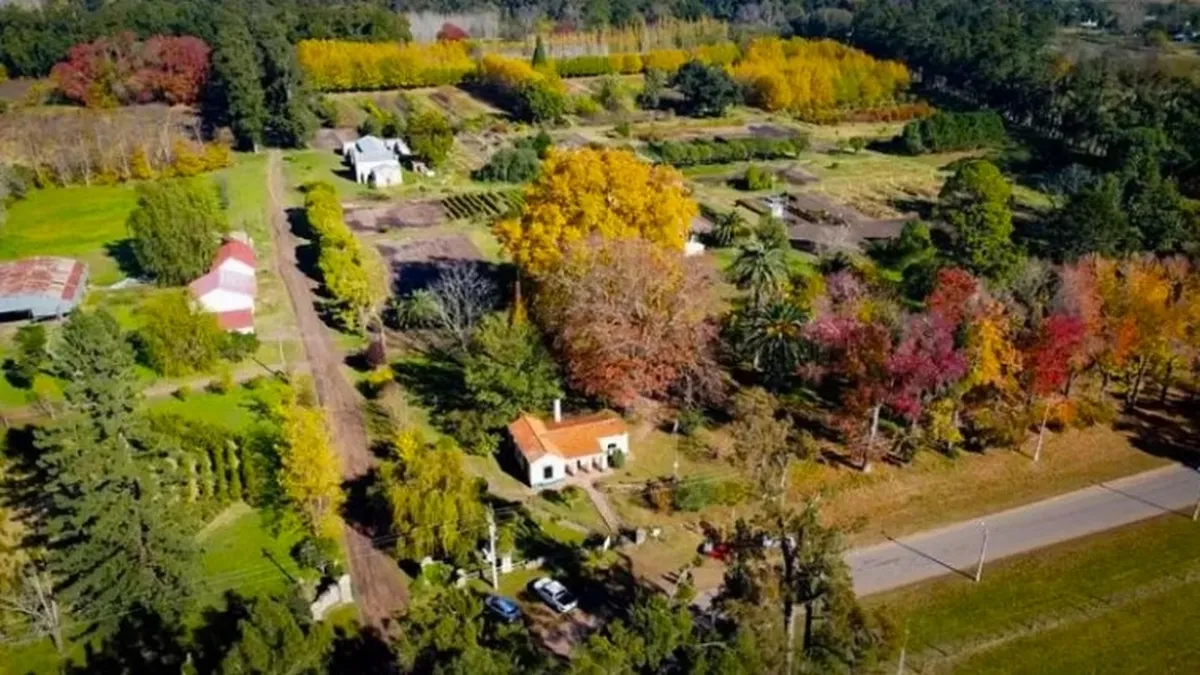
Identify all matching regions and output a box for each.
[345,200,448,232]
[377,234,486,291]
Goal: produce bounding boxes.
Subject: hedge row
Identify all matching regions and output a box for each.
[552,43,739,78]
[649,135,810,167]
[297,39,475,92]
[899,110,1006,154]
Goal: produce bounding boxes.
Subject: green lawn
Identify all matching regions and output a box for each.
[867,514,1200,674]
[0,183,138,286]
[147,385,267,432]
[195,503,309,613]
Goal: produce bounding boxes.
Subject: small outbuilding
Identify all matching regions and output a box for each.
[0,257,88,321]
[508,400,631,489]
[342,135,410,186]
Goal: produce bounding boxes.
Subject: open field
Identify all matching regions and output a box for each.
[867,514,1200,674]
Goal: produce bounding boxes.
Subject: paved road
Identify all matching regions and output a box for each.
[847,463,1200,594]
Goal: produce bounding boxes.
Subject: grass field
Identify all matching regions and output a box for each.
[867,514,1200,674]
[0,183,138,286]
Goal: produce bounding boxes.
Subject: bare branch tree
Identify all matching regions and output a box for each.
[0,567,64,655]
[428,263,496,350]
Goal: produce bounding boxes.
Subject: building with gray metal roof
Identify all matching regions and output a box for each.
[0,257,89,320]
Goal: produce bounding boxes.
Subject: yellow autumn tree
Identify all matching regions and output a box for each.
[494,147,698,277]
[279,403,345,539]
[297,39,474,91]
[964,300,1021,394]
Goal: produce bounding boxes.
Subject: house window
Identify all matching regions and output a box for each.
[543,466,553,480]
[606,443,618,453]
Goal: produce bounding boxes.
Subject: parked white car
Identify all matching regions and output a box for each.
[531,577,578,613]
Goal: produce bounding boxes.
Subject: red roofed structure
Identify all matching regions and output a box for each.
[190,235,257,333]
[0,257,89,320]
[508,401,631,488]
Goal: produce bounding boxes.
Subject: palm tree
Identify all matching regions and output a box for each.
[711,211,747,247]
[741,300,808,381]
[730,240,788,307]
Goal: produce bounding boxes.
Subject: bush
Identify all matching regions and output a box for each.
[650,136,809,167]
[898,110,1005,154]
[314,96,338,128]
[292,536,343,576]
[220,331,260,363]
[573,95,600,117]
[473,147,540,183]
[742,164,775,191]
[615,120,632,138]
[609,449,626,469]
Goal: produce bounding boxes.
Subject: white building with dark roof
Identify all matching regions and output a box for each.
[0,257,88,320]
[341,135,411,186]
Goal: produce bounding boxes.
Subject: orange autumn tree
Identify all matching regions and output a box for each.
[537,238,720,408]
[494,147,697,278]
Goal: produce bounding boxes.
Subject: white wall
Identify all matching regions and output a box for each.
[528,454,565,488]
[598,433,630,457]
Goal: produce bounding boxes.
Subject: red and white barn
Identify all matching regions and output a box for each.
[189,237,257,333]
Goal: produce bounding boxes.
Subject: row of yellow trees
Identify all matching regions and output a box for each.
[297,39,475,91]
[297,35,912,119]
[731,37,911,117]
[303,183,389,332]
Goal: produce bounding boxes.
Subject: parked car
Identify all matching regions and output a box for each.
[484,595,522,623]
[531,577,578,613]
[700,540,732,562]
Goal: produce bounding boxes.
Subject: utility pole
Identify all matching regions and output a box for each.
[1192,474,1200,522]
[896,627,909,674]
[487,508,499,589]
[974,520,989,583]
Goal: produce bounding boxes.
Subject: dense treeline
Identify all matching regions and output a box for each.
[472,54,568,122]
[0,0,409,78]
[51,33,210,107]
[551,42,738,76]
[297,39,474,91]
[649,135,809,166]
[847,0,1200,189]
[732,37,910,119]
[899,111,1006,154]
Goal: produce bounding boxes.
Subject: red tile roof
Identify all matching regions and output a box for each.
[508,411,627,461]
[213,240,256,269]
[215,309,254,332]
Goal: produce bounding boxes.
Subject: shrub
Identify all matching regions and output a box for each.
[473,147,541,183]
[220,331,260,363]
[898,110,1005,154]
[742,164,775,191]
[292,536,343,576]
[615,120,632,138]
[572,94,600,117]
[650,136,808,167]
[314,96,338,128]
[609,449,626,469]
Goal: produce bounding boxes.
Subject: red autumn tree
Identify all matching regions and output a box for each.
[51,33,210,107]
[436,23,470,41]
[1024,313,1086,460]
[887,312,967,423]
[926,266,979,328]
[538,238,719,409]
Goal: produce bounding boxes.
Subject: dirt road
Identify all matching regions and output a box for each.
[266,151,407,626]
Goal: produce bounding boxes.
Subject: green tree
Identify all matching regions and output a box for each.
[736,301,808,384]
[637,68,667,110]
[407,109,455,167]
[376,429,485,564]
[6,323,47,388]
[216,593,332,674]
[519,80,568,123]
[711,210,748,247]
[38,310,199,626]
[135,291,227,376]
[531,35,547,67]
[127,179,228,286]
[209,16,267,151]
[730,240,788,307]
[459,312,562,444]
[671,60,741,118]
[254,19,315,148]
[1052,174,1131,258]
[936,159,1020,282]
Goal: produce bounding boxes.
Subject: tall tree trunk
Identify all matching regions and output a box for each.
[785,602,799,675]
[1160,359,1175,404]
[802,600,815,655]
[1034,399,1051,463]
[863,404,882,473]
[1128,357,1150,410]
[1064,369,1076,398]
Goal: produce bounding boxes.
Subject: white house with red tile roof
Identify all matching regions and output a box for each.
[507,400,631,489]
[189,236,257,334]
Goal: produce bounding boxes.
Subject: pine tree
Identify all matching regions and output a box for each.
[531,35,547,67]
[210,17,267,151]
[38,311,199,626]
[254,20,315,149]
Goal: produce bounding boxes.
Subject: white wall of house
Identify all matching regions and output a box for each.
[197,289,254,313]
[215,258,255,277]
[598,433,630,458]
[355,159,402,185]
[528,454,566,488]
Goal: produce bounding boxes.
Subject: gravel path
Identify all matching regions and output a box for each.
[266,151,407,627]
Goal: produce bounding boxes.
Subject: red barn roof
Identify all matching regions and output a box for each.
[213,240,256,269]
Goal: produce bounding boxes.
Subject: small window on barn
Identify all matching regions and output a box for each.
[543,466,553,480]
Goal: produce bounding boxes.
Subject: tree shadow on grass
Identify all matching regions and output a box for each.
[102,238,142,281]
[391,349,470,422]
[1116,396,1200,469]
[285,206,322,286]
[328,624,397,674]
[2,425,51,550]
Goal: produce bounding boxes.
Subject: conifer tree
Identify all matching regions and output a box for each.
[38,310,199,627]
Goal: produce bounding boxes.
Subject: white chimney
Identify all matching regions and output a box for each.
[553,399,562,423]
